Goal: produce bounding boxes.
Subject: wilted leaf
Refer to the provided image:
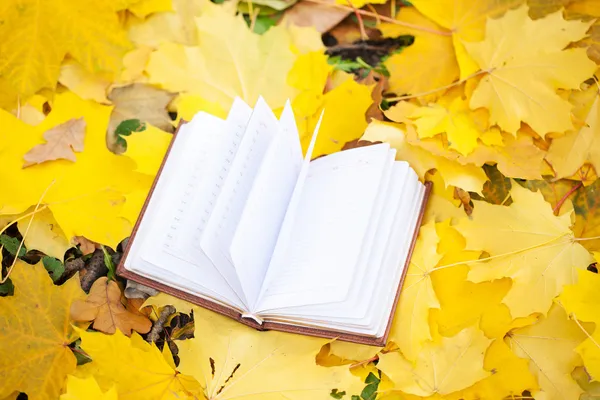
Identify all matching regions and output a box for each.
[23,118,86,167]
[71,277,152,336]
[0,261,86,400]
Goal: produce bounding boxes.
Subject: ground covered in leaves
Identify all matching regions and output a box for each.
[0,0,600,399]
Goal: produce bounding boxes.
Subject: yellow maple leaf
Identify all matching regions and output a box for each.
[16,207,72,260]
[0,91,154,248]
[378,326,492,396]
[125,124,173,176]
[546,87,600,180]
[176,306,363,399]
[558,269,600,381]
[362,120,488,193]
[60,376,117,400]
[465,5,596,135]
[0,0,130,101]
[409,0,522,78]
[58,60,111,104]
[388,222,442,362]
[71,277,152,336]
[0,262,86,400]
[146,1,298,113]
[456,182,593,318]
[379,7,458,102]
[77,329,201,399]
[128,0,173,18]
[507,304,589,399]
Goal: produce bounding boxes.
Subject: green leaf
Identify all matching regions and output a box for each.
[351,396,361,400]
[330,389,346,399]
[70,339,92,366]
[101,245,116,281]
[0,278,14,296]
[0,234,26,257]
[115,119,146,151]
[42,256,65,282]
[471,164,512,205]
[360,372,380,400]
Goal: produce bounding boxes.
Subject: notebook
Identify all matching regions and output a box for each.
[117,97,431,346]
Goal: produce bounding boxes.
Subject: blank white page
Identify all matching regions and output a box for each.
[200,97,279,305]
[255,143,393,313]
[229,101,304,307]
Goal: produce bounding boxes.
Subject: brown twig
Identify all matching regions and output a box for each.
[350,354,379,368]
[553,181,583,215]
[303,0,452,36]
[345,0,368,40]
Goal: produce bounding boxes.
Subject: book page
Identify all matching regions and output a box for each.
[229,101,304,307]
[255,143,393,313]
[200,97,279,304]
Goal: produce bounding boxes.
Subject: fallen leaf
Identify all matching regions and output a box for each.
[558,269,600,380]
[16,207,72,260]
[507,304,589,400]
[280,0,350,33]
[60,376,117,400]
[572,366,600,400]
[72,236,98,256]
[141,292,194,315]
[388,222,442,362]
[71,277,151,336]
[465,5,596,135]
[125,124,173,175]
[362,120,488,193]
[457,182,593,317]
[146,1,299,113]
[127,0,173,18]
[77,329,202,399]
[571,178,600,251]
[0,0,130,102]
[59,60,111,104]
[0,261,86,400]
[177,306,363,399]
[380,7,458,103]
[23,118,86,167]
[338,0,384,8]
[378,326,493,396]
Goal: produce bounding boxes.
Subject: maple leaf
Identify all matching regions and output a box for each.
[409,0,522,78]
[0,0,131,102]
[58,59,111,104]
[125,124,173,176]
[146,1,298,113]
[387,222,442,362]
[456,182,593,318]
[379,7,458,103]
[465,5,596,135]
[0,92,154,248]
[23,118,86,167]
[142,292,194,315]
[558,269,600,380]
[60,376,117,400]
[378,326,493,396]
[361,120,488,193]
[127,0,173,19]
[507,304,590,399]
[0,261,86,400]
[176,306,363,400]
[77,329,202,399]
[546,87,600,180]
[14,207,72,260]
[71,277,152,336]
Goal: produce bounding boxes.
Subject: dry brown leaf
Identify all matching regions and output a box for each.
[280,0,350,33]
[23,117,86,167]
[72,236,98,255]
[70,276,152,336]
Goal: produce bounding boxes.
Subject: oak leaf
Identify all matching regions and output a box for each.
[457,182,593,318]
[379,7,458,103]
[60,376,117,400]
[0,0,130,101]
[77,328,201,399]
[388,222,442,362]
[378,326,492,396]
[507,304,589,399]
[558,269,600,380]
[23,118,86,167]
[71,277,152,336]
[465,5,596,135]
[0,261,86,400]
[176,306,363,399]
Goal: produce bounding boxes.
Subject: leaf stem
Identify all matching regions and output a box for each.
[553,181,583,215]
[302,0,452,36]
[346,0,368,41]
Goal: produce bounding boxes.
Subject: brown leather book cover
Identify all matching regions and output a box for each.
[117,120,433,347]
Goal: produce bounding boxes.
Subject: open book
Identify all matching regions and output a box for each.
[117,97,431,346]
